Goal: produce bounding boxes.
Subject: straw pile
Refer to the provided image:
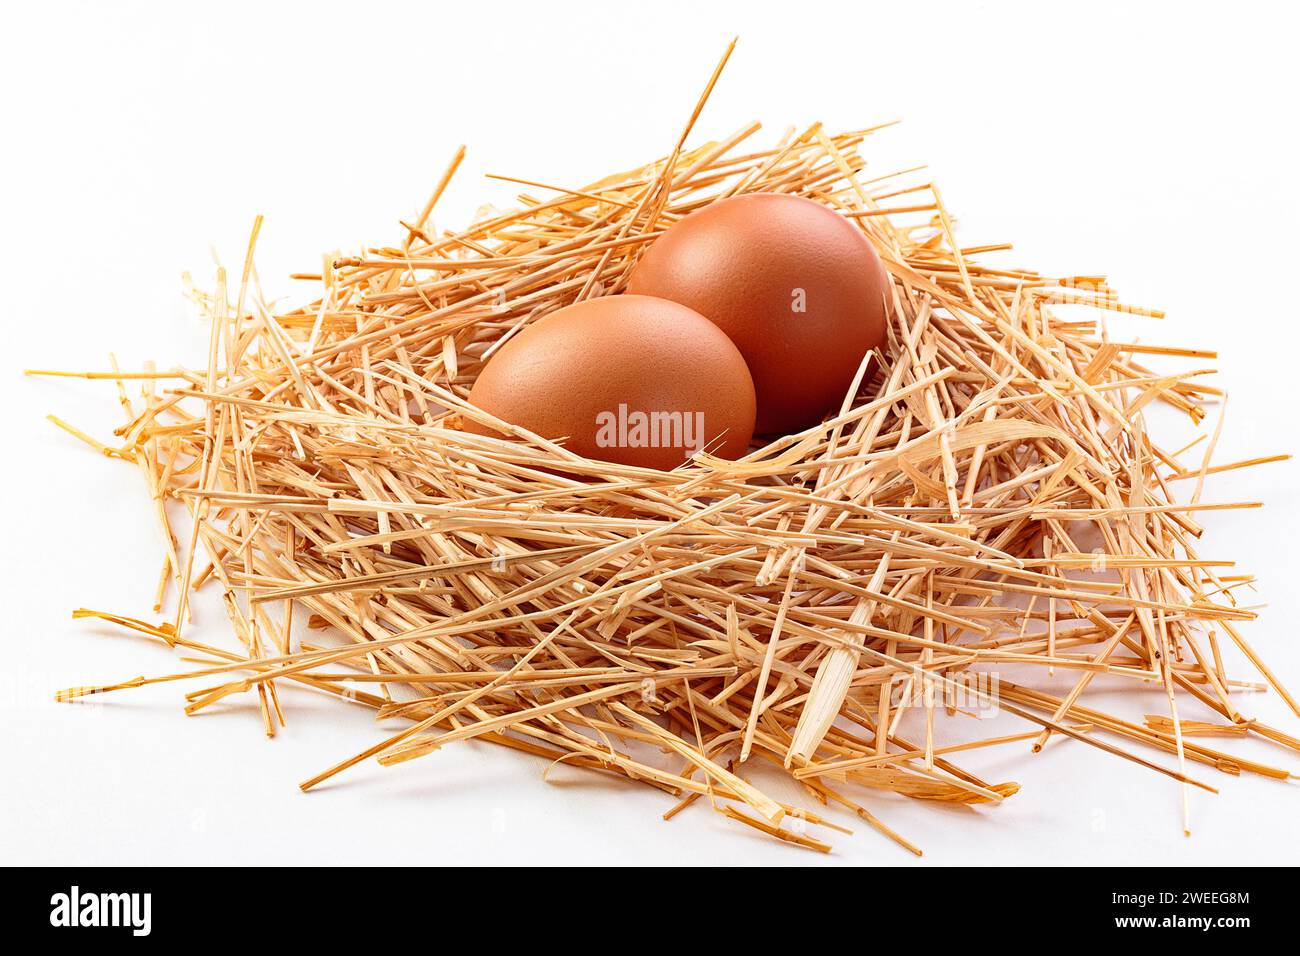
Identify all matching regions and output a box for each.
[44,48,1296,854]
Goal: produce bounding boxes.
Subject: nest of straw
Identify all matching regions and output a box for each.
[47,55,1296,855]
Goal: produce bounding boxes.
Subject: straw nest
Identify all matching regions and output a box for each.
[47,51,1296,854]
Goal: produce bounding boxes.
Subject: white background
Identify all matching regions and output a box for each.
[2,0,1298,866]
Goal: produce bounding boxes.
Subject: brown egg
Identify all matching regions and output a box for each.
[465,294,756,470]
[629,192,890,434]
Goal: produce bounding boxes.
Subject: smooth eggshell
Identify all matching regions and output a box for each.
[465,294,756,470]
[628,192,890,434]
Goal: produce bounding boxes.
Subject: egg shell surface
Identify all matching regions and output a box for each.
[629,192,890,433]
[465,294,756,470]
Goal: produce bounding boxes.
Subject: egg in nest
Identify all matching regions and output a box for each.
[629,192,890,433]
[466,294,756,470]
